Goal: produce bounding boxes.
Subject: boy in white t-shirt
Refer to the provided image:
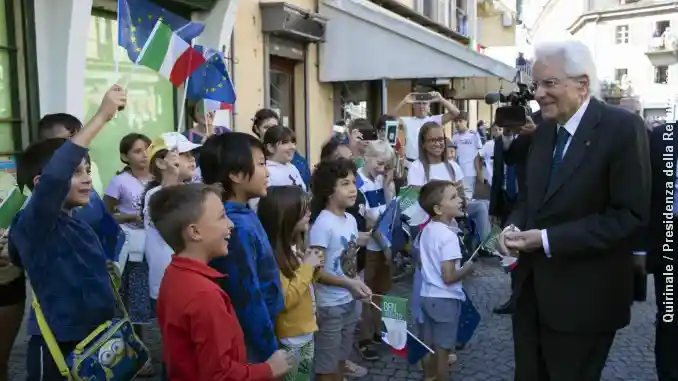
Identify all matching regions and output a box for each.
[417,180,475,380]
[309,158,372,380]
[451,115,483,198]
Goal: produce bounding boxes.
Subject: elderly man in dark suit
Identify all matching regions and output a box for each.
[498,41,651,381]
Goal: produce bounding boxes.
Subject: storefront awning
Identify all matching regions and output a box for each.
[318,0,517,83]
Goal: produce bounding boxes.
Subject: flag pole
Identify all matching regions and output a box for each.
[175,23,193,133]
[114,0,123,82]
[369,300,434,354]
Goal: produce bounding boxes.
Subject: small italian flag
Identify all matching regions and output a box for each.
[198,99,232,114]
[137,21,205,87]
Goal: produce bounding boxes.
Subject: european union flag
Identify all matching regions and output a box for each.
[186,45,236,104]
[117,0,204,62]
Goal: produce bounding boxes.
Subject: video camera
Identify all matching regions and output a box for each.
[484,81,534,129]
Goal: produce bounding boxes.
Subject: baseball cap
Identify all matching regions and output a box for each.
[147,132,202,158]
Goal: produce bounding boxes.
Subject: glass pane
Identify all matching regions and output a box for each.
[0,0,7,46]
[0,51,12,119]
[270,71,292,127]
[0,123,14,153]
[84,14,175,191]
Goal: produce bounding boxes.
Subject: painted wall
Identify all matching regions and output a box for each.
[234,0,334,165]
[478,13,516,47]
[571,13,678,109]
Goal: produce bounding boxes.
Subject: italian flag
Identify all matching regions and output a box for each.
[137,21,205,87]
[198,99,233,114]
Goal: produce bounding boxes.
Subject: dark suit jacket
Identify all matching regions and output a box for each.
[644,124,676,272]
[507,97,651,332]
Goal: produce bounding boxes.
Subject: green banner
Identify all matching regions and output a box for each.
[380,295,408,321]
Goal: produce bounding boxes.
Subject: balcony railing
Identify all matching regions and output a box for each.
[645,33,678,66]
[648,33,678,52]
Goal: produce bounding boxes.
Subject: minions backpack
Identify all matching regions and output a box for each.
[31,268,149,381]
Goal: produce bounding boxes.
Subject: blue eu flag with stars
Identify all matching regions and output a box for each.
[117,0,205,62]
[186,45,236,104]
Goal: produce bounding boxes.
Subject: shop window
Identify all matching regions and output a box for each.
[84,10,176,188]
[0,0,21,154]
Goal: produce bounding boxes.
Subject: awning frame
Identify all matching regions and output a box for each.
[318,0,517,83]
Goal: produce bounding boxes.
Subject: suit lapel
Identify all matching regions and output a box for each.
[542,98,602,204]
[528,122,556,210]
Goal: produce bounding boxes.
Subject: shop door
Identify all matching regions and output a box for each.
[269,56,296,130]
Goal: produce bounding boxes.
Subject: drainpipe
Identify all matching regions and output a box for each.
[229,32,236,130]
[304,44,311,159]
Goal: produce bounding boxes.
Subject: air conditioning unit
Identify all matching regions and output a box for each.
[261,2,327,43]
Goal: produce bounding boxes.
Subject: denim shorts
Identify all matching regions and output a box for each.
[314,300,360,374]
[419,297,462,350]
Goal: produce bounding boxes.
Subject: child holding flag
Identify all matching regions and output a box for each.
[258,186,322,381]
[417,180,476,381]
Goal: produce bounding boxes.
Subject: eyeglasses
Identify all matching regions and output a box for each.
[532,76,587,90]
[426,137,446,144]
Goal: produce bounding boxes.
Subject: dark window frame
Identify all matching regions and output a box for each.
[1,0,26,153]
[654,66,669,84]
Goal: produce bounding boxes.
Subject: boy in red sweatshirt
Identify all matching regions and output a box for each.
[149,183,292,380]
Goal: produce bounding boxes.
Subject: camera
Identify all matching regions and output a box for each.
[485,81,534,129]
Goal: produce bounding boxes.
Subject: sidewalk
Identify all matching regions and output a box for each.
[8,263,658,380]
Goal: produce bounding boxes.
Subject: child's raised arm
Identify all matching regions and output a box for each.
[14,86,126,247]
[72,85,127,149]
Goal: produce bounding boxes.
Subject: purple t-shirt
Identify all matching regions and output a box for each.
[104,171,148,228]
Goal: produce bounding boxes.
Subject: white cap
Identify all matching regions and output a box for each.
[148,132,201,158]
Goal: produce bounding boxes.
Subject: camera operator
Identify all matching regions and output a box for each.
[390,91,460,166]
[489,112,539,315]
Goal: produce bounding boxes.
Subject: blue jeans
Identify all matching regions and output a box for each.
[466,199,491,241]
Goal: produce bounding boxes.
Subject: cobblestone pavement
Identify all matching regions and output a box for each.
[9,262,658,380]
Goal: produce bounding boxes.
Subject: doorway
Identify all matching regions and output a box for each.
[269,56,296,130]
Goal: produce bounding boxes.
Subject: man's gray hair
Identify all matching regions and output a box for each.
[534,41,600,99]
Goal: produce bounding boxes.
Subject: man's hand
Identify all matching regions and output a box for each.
[430,91,443,102]
[95,85,127,121]
[497,225,521,256]
[518,116,537,136]
[505,229,543,252]
[404,93,417,104]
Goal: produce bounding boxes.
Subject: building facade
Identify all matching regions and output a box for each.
[1,0,522,192]
[523,0,678,119]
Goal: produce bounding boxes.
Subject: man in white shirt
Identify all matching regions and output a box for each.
[479,124,502,186]
[451,114,484,198]
[390,91,460,164]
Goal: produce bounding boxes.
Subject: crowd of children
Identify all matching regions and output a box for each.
[0,86,483,381]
